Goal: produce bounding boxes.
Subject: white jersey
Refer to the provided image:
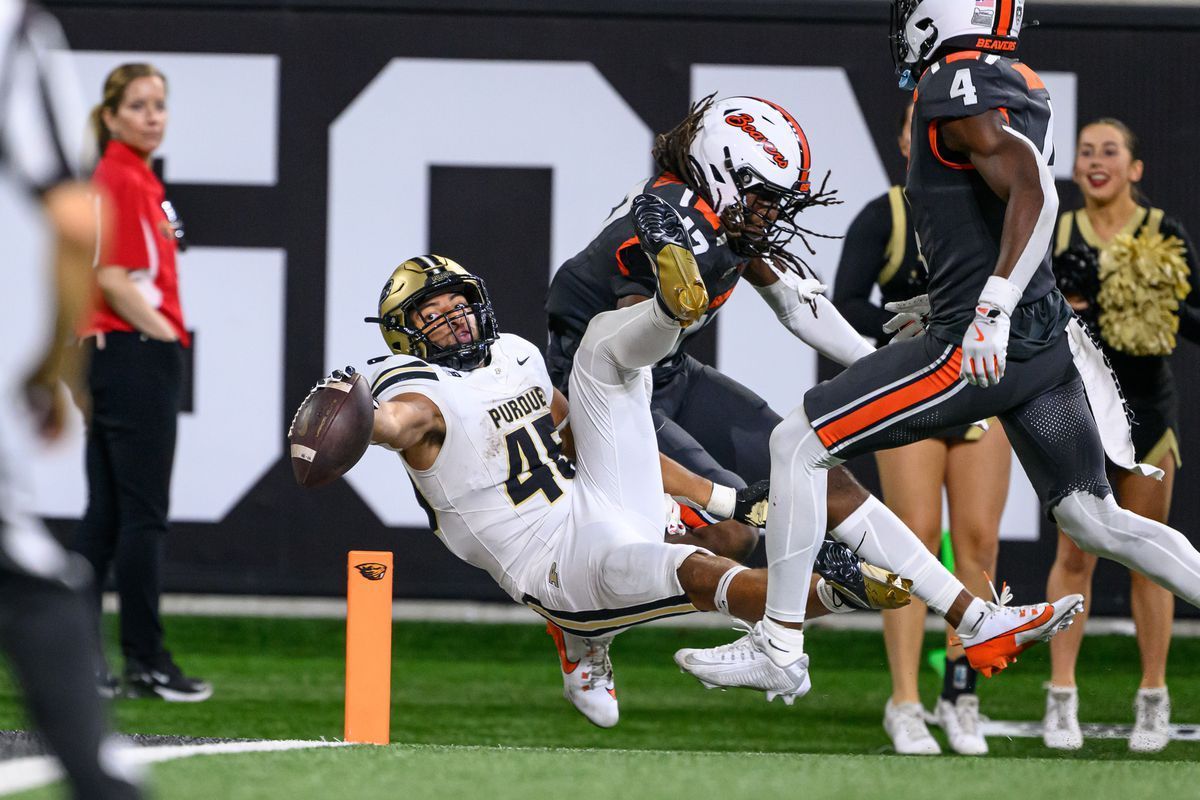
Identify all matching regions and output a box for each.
[370,334,573,600]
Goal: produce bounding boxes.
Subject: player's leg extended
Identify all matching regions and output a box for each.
[1006,379,1200,606]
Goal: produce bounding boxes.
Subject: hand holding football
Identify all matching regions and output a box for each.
[289,368,374,488]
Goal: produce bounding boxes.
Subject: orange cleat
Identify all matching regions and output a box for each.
[956,581,1084,678]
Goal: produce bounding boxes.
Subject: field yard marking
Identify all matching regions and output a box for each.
[0,739,352,797]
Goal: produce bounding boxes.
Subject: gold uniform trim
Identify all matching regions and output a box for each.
[1143,427,1182,470]
[525,600,697,633]
[879,185,908,286]
[1075,206,1149,251]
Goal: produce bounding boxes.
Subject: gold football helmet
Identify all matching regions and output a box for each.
[365,254,498,370]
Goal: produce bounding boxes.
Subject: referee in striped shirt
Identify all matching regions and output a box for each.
[0,2,142,797]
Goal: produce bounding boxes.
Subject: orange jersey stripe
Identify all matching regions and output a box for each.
[654,172,683,188]
[1012,63,1045,90]
[817,349,963,449]
[708,285,735,311]
[614,236,639,276]
[944,50,982,63]
[928,121,975,171]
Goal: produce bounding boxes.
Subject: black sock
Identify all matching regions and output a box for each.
[941,655,977,701]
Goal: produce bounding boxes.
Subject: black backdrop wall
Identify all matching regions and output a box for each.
[41,0,1200,615]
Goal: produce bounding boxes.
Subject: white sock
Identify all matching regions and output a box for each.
[954,597,989,639]
[763,408,831,624]
[760,616,806,667]
[830,495,964,617]
[714,565,749,617]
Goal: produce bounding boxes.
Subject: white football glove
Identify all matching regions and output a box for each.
[774,265,828,304]
[960,276,1022,388]
[882,294,930,342]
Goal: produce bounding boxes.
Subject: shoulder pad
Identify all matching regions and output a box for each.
[917,53,1023,120]
[371,356,440,399]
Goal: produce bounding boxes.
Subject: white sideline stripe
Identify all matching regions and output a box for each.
[980,720,1200,742]
[0,740,351,797]
[105,593,1200,637]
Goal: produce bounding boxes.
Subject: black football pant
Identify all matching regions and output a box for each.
[74,332,182,666]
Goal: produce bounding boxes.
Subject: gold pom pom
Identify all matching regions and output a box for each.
[1097,227,1190,355]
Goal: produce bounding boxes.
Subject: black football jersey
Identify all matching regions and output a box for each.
[546,172,746,362]
[907,51,1068,353]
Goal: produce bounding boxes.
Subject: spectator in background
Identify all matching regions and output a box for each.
[832,101,1011,757]
[1043,118,1199,753]
[0,2,142,796]
[75,63,211,702]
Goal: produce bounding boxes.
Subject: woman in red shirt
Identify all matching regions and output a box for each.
[76,63,209,702]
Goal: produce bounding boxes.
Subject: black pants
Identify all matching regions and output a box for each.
[74,332,182,665]
[805,331,1111,514]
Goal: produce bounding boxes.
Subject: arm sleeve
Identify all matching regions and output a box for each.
[832,195,894,338]
[1,6,82,195]
[1162,216,1200,343]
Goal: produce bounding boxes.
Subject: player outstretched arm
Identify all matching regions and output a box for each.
[743,257,875,366]
[372,393,443,458]
[941,109,1058,387]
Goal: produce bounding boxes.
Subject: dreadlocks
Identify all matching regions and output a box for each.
[652,93,714,195]
[651,94,841,280]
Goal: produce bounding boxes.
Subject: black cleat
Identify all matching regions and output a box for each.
[814,540,912,610]
[124,654,213,703]
[630,194,708,325]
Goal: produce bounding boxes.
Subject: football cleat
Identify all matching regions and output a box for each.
[1043,684,1084,750]
[673,620,811,705]
[814,540,913,611]
[630,194,708,325]
[955,582,1083,678]
[1130,687,1170,753]
[883,699,941,755]
[934,695,988,755]
[546,623,618,728]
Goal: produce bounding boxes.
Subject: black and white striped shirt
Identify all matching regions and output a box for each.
[0,0,79,195]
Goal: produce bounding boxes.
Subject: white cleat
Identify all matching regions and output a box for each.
[883,700,941,755]
[958,585,1084,677]
[546,623,618,728]
[673,621,811,705]
[1043,684,1084,750]
[1129,687,1170,753]
[935,695,988,755]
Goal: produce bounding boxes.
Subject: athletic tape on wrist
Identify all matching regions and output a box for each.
[705,484,737,520]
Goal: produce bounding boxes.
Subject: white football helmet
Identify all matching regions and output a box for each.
[891,0,1026,88]
[686,96,811,214]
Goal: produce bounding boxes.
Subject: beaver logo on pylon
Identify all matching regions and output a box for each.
[355,562,388,581]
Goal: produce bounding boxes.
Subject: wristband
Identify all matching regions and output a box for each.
[705,483,736,519]
[978,275,1023,316]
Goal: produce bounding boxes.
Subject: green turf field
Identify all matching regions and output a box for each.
[3,615,1198,798]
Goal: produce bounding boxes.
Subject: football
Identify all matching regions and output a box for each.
[289,371,375,488]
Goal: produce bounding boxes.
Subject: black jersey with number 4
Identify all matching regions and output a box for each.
[908,51,1069,356]
[546,172,745,362]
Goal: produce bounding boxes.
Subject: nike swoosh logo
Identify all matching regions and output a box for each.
[973,324,985,342]
[517,356,530,365]
[766,637,789,653]
[547,624,580,674]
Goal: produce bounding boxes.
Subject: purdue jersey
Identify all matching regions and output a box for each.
[371,334,573,601]
[546,172,745,371]
[908,51,1069,355]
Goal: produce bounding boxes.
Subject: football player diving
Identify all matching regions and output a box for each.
[689,0,1200,702]
[355,226,909,729]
